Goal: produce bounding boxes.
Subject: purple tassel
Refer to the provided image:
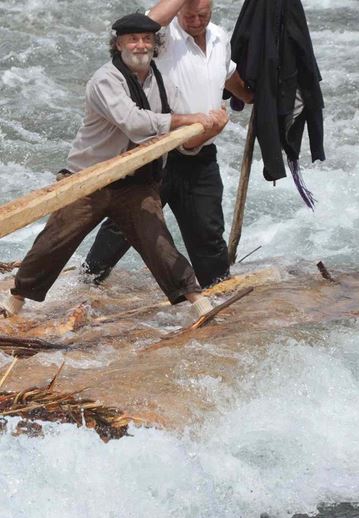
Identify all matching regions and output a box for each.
[287,158,316,211]
[230,96,245,112]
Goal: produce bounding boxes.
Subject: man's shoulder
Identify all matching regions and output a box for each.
[89,61,125,85]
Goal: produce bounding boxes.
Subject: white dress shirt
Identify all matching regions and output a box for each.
[156,17,236,115]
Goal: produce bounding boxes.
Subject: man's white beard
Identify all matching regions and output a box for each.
[121,49,154,71]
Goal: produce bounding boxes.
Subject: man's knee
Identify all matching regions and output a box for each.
[140,192,162,214]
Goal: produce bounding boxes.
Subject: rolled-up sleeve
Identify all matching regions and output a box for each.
[88,76,171,144]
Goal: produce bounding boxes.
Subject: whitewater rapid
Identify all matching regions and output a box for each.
[0,0,358,516]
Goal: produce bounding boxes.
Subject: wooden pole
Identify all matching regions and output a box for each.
[0,124,204,239]
[0,357,18,389]
[228,108,256,264]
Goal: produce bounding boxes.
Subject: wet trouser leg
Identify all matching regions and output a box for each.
[166,146,229,288]
[84,180,170,283]
[12,190,109,301]
[12,184,199,305]
[83,218,131,282]
[106,183,200,304]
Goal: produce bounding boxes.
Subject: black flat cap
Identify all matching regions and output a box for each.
[112,13,161,35]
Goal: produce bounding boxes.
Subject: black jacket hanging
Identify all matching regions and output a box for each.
[229,0,325,191]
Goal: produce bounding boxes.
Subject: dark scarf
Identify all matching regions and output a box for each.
[110,53,171,187]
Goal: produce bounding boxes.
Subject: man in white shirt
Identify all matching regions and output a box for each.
[1,13,221,318]
[84,0,252,288]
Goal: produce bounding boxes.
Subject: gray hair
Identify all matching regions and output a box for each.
[182,0,213,9]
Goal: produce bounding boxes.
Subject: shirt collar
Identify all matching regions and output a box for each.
[134,65,154,87]
[173,17,219,49]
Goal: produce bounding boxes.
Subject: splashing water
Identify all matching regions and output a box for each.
[0,0,358,516]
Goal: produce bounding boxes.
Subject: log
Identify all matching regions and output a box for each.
[0,124,204,239]
[228,108,256,264]
[0,261,21,273]
[141,287,254,353]
[189,286,254,330]
[316,261,336,283]
[0,335,70,358]
[0,357,17,389]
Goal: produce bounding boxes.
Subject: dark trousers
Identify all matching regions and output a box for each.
[12,183,200,304]
[85,145,229,288]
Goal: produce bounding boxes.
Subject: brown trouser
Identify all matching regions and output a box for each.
[12,183,200,304]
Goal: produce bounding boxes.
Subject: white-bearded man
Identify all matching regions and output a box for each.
[1,13,226,319]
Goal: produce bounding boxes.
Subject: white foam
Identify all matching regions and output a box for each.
[0,1,358,514]
[303,0,357,9]
[0,66,67,108]
[1,327,359,517]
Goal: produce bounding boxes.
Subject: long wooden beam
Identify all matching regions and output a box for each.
[0,123,204,239]
[228,108,255,264]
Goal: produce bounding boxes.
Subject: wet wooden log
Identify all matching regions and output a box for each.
[317,261,336,283]
[191,287,254,329]
[93,301,170,324]
[0,261,21,274]
[0,124,204,239]
[141,287,254,353]
[0,335,71,358]
[93,269,275,325]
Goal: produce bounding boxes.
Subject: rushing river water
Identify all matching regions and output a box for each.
[0,0,359,517]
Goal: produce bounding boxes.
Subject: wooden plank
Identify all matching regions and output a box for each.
[0,123,204,239]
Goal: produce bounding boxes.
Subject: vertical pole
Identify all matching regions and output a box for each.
[228,107,256,264]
